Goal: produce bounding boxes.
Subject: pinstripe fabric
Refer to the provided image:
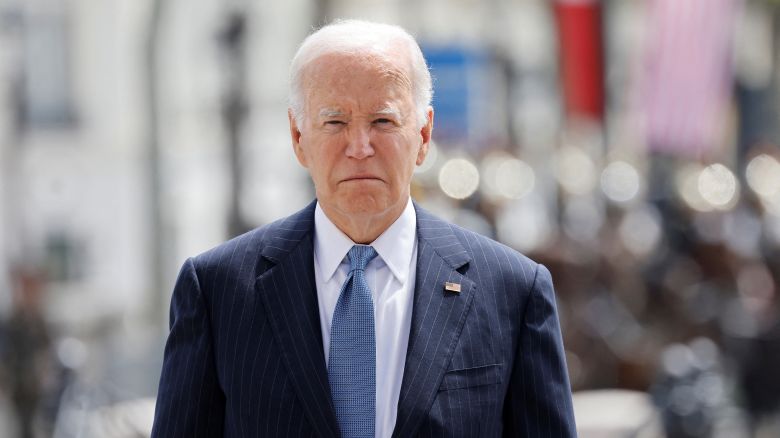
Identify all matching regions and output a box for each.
[152,200,576,437]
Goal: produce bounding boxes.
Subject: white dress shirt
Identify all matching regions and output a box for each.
[313,199,417,438]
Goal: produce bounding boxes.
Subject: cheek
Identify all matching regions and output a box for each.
[387,149,418,185]
[309,149,339,189]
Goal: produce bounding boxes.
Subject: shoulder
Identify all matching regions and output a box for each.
[188,201,316,276]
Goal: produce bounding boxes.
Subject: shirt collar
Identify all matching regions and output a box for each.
[313,198,417,284]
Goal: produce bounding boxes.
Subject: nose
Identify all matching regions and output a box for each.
[345,125,374,160]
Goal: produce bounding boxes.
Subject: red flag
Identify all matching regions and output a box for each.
[554,0,605,122]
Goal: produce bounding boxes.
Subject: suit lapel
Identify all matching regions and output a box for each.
[392,205,475,438]
[255,201,340,438]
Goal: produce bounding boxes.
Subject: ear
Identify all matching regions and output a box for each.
[289,109,308,168]
[416,107,434,166]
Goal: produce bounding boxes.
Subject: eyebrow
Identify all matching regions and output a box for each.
[318,108,344,118]
[374,107,401,118]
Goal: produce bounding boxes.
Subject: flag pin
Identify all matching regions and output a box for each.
[444,282,461,293]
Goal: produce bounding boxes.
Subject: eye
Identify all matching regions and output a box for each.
[373,118,394,125]
[325,120,345,126]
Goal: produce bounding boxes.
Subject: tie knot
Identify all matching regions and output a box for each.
[347,245,377,272]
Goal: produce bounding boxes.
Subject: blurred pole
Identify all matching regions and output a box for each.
[219,12,251,238]
[314,0,333,27]
[144,0,168,330]
[1,8,25,317]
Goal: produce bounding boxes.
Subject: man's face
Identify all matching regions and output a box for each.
[290,51,432,223]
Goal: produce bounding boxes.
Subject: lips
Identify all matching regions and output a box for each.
[341,174,382,182]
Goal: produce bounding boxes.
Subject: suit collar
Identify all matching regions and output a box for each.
[412,202,472,270]
[392,203,475,437]
[258,200,316,265]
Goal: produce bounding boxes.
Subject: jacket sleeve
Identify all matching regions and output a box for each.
[503,263,577,437]
[152,258,225,437]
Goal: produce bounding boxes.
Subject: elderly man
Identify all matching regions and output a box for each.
[152,19,576,438]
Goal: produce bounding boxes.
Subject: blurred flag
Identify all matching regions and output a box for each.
[554,0,605,122]
[641,0,742,158]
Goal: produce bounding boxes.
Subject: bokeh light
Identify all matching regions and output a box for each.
[480,151,511,200]
[495,158,535,199]
[698,163,739,210]
[746,154,780,199]
[619,204,663,257]
[601,160,641,204]
[677,164,713,212]
[438,157,480,199]
[555,146,597,195]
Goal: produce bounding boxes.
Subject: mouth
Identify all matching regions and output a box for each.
[341,174,382,183]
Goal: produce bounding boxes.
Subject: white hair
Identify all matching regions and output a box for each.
[288,19,433,127]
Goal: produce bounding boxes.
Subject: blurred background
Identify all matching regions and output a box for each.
[1,0,779,436]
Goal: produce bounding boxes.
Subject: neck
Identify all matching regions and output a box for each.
[320,201,407,244]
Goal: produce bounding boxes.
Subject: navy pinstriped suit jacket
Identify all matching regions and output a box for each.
[152,201,576,437]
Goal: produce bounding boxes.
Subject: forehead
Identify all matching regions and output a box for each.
[302,52,414,112]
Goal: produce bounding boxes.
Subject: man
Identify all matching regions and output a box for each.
[152,19,576,438]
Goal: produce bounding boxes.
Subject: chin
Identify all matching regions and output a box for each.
[340,200,387,216]
[336,192,392,216]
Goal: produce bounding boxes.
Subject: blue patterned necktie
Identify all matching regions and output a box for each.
[328,245,378,438]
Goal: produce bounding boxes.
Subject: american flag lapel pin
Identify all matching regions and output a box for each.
[444,282,461,293]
